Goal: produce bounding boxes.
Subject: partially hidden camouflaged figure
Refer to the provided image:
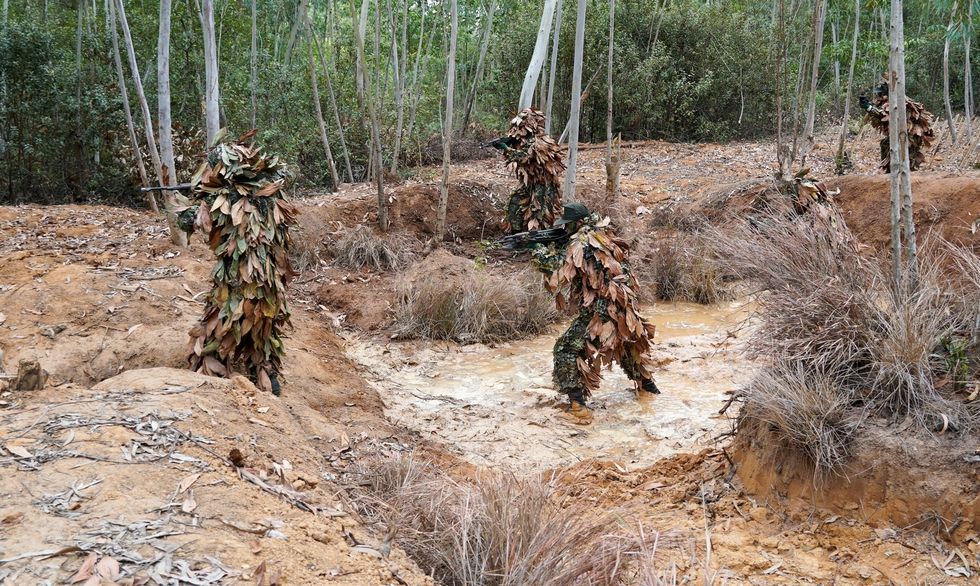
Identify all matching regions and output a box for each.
[531,203,661,421]
[176,129,298,395]
[492,108,565,233]
[859,81,934,173]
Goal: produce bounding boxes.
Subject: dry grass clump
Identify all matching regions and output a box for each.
[330,224,416,271]
[394,269,558,343]
[718,213,979,474]
[288,214,333,274]
[635,232,730,304]
[345,454,694,586]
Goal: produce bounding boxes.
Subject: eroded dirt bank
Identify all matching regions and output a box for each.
[4,134,980,584]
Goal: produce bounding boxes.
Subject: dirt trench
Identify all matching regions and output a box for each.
[4,136,980,584]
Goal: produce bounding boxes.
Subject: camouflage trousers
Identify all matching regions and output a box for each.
[553,305,646,400]
[879,138,924,172]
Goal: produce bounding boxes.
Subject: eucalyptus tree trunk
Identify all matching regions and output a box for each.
[306,30,339,191]
[799,0,827,165]
[888,0,916,291]
[943,12,958,145]
[110,0,156,211]
[283,0,309,69]
[563,0,588,200]
[836,0,859,164]
[518,0,558,111]
[647,0,668,55]
[74,0,83,202]
[605,0,618,195]
[349,0,387,230]
[966,11,974,143]
[436,0,458,243]
[545,0,563,134]
[158,0,187,247]
[461,0,497,134]
[310,16,353,183]
[202,0,220,144]
[390,0,409,173]
[250,0,257,129]
[406,6,433,141]
[116,0,164,188]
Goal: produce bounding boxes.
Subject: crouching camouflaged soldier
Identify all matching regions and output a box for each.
[859,81,934,173]
[175,129,298,395]
[530,203,661,421]
[490,108,565,233]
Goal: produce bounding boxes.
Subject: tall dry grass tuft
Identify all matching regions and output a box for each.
[289,214,333,274]
[635,232,730,304]
[346,454,648,586]
[331,224,416,271]
[394,269,558,343]
[718,213,979,474]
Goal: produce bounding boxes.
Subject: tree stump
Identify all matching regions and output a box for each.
[12,359,48,391]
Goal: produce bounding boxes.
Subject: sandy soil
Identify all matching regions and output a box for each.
[3,126,980,584]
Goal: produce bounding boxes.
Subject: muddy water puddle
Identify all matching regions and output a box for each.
[345,302,751,470]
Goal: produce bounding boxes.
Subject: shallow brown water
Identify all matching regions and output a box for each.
[344,301,751,469]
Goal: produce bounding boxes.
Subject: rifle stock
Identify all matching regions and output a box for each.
[494,228,568,251]
[141,182,193,192]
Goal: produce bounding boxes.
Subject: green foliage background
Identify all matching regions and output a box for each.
[1,0,975,205]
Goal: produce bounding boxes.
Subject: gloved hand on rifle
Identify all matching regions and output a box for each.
[858,94,870,111]
[479,136,516,150]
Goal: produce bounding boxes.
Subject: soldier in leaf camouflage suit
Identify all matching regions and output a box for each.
[493,107,565,233]
[176,129,298,395]
[531,203,661,421]
[859,81,934,173]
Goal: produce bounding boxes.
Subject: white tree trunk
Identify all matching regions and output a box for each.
[943,14,958,146]
[436,0,458,243]
[406,6,433,141]
[966,13,974,143]
[250,0,257,129]
[310,18,353,183]
[518,0,558,111]
[605,0,614,165]
[461,0,497,133]
[390,0,409,173]
[202,0,220,145]
[888,0,916,289]
[158,0,187,247]
[110,0,155,211]
[545,0,563,134]
[799,0,827,165]
[563,0,588,200]
[283,0,309,69]
[349,0,387,230]
[836,0,859,163]
[116,0,163,187]
[306,26,339,191]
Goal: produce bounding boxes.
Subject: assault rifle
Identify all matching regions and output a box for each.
[479,136,515,150]
[494,228,569,251]
[140,183,193,192]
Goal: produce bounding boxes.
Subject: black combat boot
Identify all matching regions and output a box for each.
[640,378,661,394]
[270,374,281,396]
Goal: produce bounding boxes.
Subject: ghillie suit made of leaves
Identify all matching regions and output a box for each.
[176,130,299,393]
[532,214,659,399]
[501,108,565,232]
[864,87,935,173]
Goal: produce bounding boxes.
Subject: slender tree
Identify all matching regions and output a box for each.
[888,0,917,290]
[305,26,339,190]
[836,0,860,165]
[310,16,353,182]
[563,0,588,200]
[518,0,558,110]
[799,0,827,165]
[545,0,563,134]
[109,0,156,211]
[349,0,387,230]
[461,0,497,133]
[250,0,257,129]
[202,0,220,144]
[605,0,619,195]
[115,0,164,190]
[943,8,958,146]
[158,0,188,247]
[436,0,458,243]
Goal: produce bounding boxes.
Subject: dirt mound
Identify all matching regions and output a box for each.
[828,173,980,249]
[387,181,507,242]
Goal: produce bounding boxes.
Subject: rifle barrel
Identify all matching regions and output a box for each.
[141,183,193,192]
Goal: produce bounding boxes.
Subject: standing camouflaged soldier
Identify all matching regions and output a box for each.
[176,129,298,395]
[859,81,934,173]
[531,203,661,421]
[491,107,565,233]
